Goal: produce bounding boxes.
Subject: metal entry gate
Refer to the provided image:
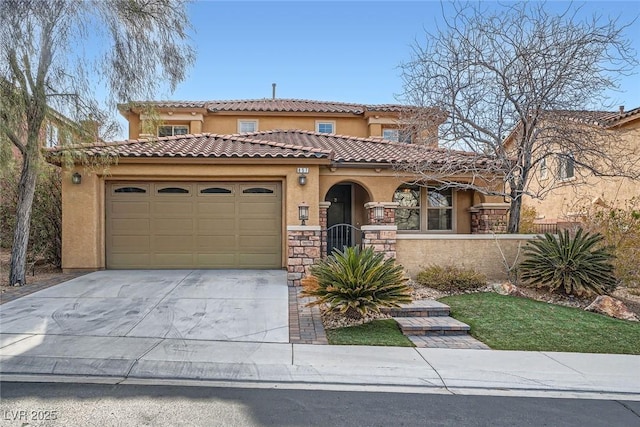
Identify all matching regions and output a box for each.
[325,224,363,256]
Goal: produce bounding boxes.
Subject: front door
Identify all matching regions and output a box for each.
[325,184,354,255]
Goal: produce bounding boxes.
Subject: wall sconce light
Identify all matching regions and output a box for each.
[373,205,385,222]
[297,167,309,186]
[298,202,309,226]
[71,172,82,185]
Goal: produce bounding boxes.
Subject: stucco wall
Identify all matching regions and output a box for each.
[524,119,640,221]
[396,235,534,281]
[201,115,370,137]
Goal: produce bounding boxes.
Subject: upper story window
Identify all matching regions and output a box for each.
[393,185,453,232]
[539,157,548,180]
[382,128,412,143]
[238,120,258,133]
[45,124,59,148]
[558,153,575,180]
[158,125,189,137]
[316,121,335,134]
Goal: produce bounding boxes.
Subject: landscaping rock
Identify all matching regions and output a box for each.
[585,295,639,322]
[493,282,525,297]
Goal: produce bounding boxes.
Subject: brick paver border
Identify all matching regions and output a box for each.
[288,287,328,344]
[0,272,88,305]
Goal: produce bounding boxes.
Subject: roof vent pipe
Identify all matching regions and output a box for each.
[272,83,276,100]
[619,105,624,114]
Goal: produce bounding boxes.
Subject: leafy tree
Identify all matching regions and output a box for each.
[0,0,195,285]
[398,2,638,232]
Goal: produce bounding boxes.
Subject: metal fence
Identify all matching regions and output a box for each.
[532,223,558,234]
[325,224,363,256]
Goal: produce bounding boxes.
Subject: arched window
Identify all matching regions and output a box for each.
[393,185,420,231]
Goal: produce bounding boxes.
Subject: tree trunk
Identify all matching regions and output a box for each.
[508,194,522,234]
[9,156,39,286]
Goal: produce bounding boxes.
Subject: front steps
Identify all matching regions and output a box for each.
[383,300,490,350]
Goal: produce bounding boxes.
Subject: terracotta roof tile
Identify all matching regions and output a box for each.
[49,130,500,172]
[547,107,640,127]
[48,133,332,160]
[120,99,411,115]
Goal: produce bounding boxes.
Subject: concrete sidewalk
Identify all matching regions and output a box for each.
[1,336,639,400]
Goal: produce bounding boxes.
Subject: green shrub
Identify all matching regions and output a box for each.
[580,198,640,288]
[0,162,61,267]
[302,246,411,319]
[518,228,616,297]
[415,265,487,292]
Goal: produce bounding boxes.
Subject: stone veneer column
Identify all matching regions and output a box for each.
[318,201,331,260]
[362,202,399,259]
[469,203,511,234]
[287,226,322,287]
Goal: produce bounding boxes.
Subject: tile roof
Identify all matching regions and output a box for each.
[121,99,409,114]
[48,133,333,160]
[48,130,500,171]
[547,106,640,127]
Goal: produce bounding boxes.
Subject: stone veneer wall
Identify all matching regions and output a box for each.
[362,202,398,260]
[469,203,510,234]
[286,226,321,287]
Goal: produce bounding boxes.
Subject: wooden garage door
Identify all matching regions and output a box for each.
[106,182,282,269]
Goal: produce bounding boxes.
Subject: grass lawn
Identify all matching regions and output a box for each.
[441,293,640,354]
[326,319,414,347]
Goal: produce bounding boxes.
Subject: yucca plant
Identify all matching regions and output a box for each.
[302,246,411,319]
[518,228,617,297]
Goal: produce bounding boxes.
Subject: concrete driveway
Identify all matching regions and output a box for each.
[0,270,289,343]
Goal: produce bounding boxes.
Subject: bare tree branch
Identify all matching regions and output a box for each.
[397,1,638,232]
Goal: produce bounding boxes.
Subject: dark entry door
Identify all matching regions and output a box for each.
[325,184,354,255]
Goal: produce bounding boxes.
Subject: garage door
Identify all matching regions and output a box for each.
[106,182,282,269]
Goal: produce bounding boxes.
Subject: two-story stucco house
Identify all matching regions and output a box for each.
[50,98,512,284]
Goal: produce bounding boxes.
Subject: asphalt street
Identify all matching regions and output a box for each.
[1,382,639,427]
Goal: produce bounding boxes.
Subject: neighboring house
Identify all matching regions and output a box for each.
[522,106,640,225]
[50,98,513,284]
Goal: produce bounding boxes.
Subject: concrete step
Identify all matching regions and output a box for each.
[408,334,490,350]
[394,316,470,336]
[382,300,450,317]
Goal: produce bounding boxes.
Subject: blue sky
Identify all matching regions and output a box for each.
[114,1,640,137]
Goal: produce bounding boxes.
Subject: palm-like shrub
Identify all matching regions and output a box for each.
[302,246,411,319]
[518,228,617,297]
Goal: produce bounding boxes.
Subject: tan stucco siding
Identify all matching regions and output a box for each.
[198,115,368,136]
[396,235,532,280]
[525,122,640,221]
[62,170,104,270]
[319,168,401,202]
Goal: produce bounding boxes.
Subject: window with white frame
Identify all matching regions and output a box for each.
[558,153,575,180]
[316,121,335,134]
[238,120,258,133]
[393,185,453,231]
[539,157,548,180]
[45,124,59,148]
[158,125,189,137]
[382,128,411,143]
